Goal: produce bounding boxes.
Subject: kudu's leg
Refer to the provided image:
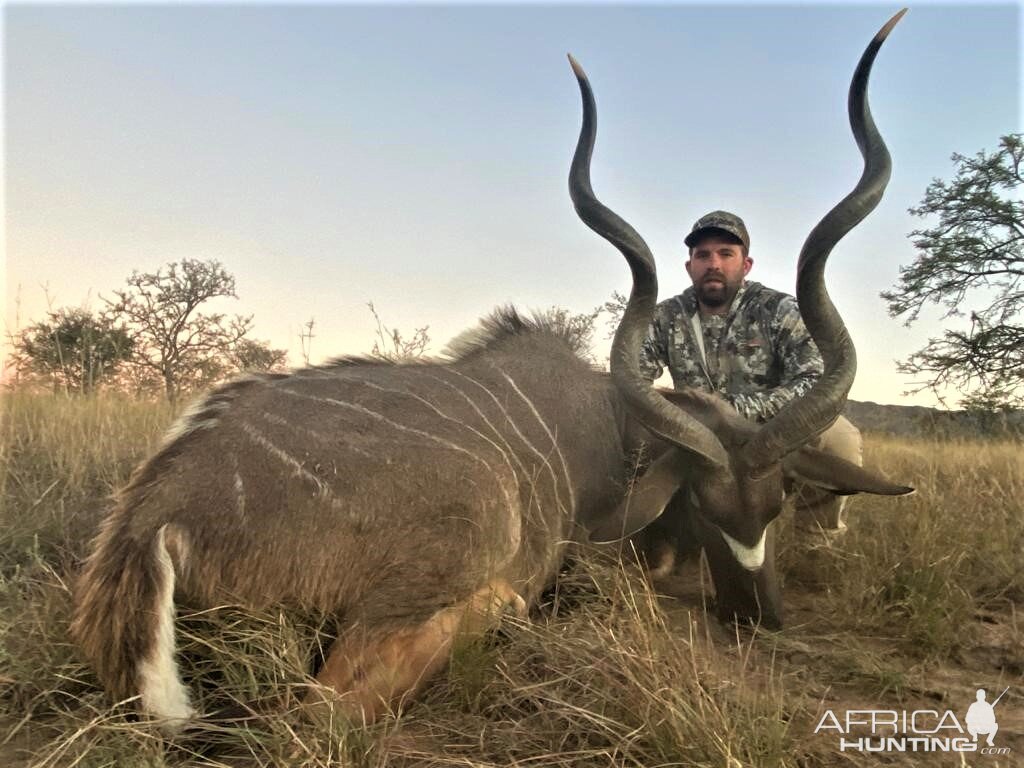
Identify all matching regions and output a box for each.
[306,579,526,723]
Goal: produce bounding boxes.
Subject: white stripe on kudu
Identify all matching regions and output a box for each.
[258,410,376,460]
[277,388,517,515]
[442,369,570,519]
[494,366,576,515]
[355,378,522,489]
[240,421,331,497]
[427,373,534,485]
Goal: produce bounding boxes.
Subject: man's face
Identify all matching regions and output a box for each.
[685,234,753,309]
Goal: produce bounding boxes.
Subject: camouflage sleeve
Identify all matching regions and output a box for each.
[726,295,824,422]
[638,312,668,383]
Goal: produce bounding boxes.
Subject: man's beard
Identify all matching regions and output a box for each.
[697,275,739,308]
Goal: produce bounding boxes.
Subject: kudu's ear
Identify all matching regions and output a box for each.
[589,449,690,543]
[783,446,915,496]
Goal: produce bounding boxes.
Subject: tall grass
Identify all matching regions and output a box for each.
[1,391,1021,766]
[777,436,1023,659]
[0,390,174,569]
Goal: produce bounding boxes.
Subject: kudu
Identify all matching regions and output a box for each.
[71,11,911,729]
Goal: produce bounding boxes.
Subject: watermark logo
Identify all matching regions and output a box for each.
[814,686,1012,756]
[965,687,1005,747]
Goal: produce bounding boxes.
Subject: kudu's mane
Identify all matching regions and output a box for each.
[442,306,585,362]
[314,306,583,369]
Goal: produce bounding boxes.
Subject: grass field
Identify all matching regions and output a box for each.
[1,390,1021,767]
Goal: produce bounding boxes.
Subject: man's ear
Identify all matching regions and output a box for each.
[684,259,693,279]
[742,255,753,277]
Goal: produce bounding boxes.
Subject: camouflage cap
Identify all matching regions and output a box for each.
[684,210,750,250]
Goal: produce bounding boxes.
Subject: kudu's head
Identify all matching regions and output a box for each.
[569,11,913,621]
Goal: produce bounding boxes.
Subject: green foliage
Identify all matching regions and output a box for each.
[11,308,133,394]
[882,134,1024,408]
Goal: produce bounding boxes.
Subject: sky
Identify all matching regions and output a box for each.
[3,1,1020,407]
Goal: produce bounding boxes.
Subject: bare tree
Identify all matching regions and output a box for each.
[298,317,316,366]
[104,259,252,402]
[367,302,430,361]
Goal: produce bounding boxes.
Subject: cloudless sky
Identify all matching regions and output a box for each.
[4,1,1020,406]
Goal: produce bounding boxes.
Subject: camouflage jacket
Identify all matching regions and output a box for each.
[639,281,823,422]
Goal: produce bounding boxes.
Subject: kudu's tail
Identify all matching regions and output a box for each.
[70,514,194,727]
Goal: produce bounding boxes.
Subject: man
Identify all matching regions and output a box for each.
[639,210,862,538]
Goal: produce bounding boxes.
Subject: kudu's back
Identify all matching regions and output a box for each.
[71,316,628,713]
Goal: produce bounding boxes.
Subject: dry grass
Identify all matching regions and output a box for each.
[1,390,1021,766]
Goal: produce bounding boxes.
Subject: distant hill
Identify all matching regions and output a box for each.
[843,400,1024,440]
